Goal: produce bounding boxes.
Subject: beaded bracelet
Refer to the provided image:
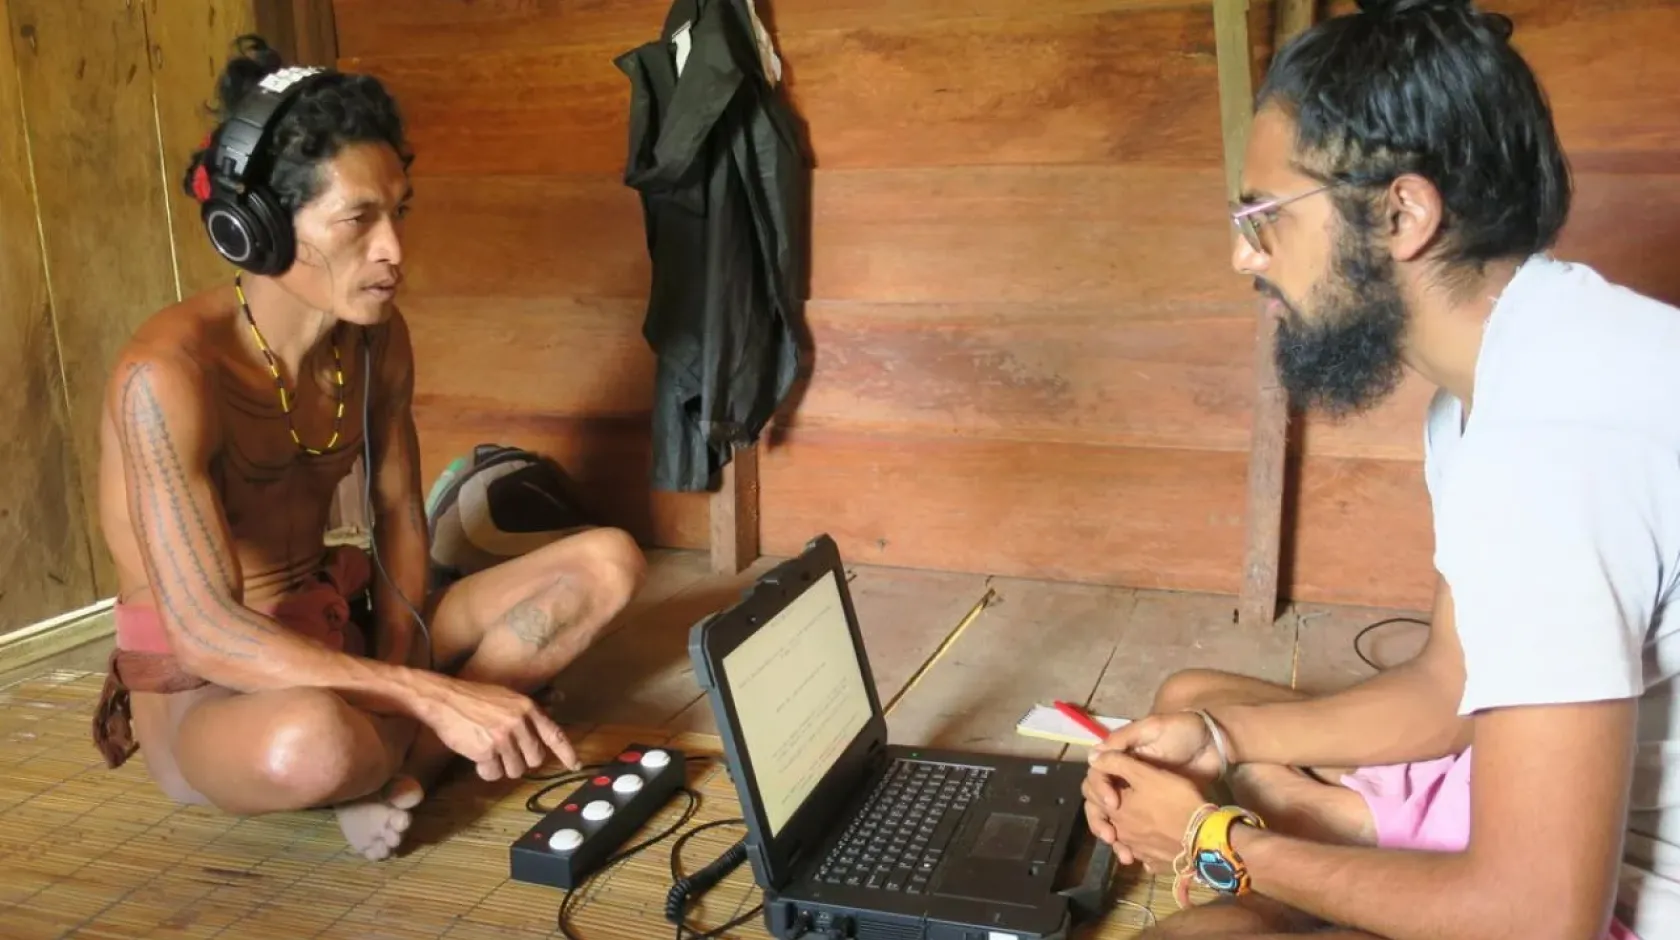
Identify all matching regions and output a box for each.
[1171,802,1220,909]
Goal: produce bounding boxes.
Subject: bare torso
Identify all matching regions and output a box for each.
[98,284,375,612]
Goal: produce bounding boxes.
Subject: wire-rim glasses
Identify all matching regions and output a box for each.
[1229,184,1332,255]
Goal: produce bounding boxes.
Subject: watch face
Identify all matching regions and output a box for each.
[1195,849,1240,892]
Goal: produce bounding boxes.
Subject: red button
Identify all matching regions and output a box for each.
[592,776,611,786]
[564,803,579,812]
[619,751,642,763]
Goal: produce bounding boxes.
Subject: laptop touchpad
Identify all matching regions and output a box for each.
[971,812,1037,860]
[931,809,1057,907]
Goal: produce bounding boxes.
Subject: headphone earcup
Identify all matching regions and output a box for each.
[201,186,293,275]
[242,187,295,275]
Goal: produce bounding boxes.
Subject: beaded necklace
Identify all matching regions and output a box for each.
[234,272,346,456]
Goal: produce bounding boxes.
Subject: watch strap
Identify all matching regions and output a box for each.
[1191,805,1265,896]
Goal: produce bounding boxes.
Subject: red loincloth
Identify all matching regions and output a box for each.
[91,546,373,769]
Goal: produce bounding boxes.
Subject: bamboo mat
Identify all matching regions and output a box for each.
[0,670,1196,939]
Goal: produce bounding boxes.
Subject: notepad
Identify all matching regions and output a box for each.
[1014,704,1131,746]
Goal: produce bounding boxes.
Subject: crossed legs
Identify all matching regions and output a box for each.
[129,526,645,859]
[1132,669,1380,939]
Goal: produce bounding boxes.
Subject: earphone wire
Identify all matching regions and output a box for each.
[360,328,433,663]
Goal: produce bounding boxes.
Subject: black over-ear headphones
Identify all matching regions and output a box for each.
[201,65,333,275]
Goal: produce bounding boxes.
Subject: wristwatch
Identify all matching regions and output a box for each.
[1191,806,1265,896]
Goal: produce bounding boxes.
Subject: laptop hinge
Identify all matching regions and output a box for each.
[785,838,808,873]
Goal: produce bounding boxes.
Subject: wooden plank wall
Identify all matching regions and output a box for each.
[0,0,95,633]
[334,0,1680,612]
[0,1,256,633]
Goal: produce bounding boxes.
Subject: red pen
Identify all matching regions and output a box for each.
[1052,700,1110,743]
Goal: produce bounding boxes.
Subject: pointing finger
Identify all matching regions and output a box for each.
[536,712,580,770]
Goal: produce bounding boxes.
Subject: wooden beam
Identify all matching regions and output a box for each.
[1212,0,1256,202]
[1214,0,1274,628]
[1237,306,1289,628]
[710,442,761,574]
[1232,0,1319,630]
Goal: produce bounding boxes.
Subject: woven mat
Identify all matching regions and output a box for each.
[0,671,1196,939]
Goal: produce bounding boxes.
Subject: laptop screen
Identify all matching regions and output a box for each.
[720,568,873,836]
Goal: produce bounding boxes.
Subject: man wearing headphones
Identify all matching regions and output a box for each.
[90,37,646,861]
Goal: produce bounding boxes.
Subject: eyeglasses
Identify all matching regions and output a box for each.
[1229,184,1332,255]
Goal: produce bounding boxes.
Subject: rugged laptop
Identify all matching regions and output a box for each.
[689,534,1113,940]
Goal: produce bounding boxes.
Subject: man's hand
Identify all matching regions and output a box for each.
[1083,711,1222,861]
[412,673,580,780]
[1097,712,1222,782]
[1085,749,1210,872]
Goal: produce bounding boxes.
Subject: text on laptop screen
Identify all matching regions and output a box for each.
[721,569,873,836]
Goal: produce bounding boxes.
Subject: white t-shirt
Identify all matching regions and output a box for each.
[1424,253,1680,936]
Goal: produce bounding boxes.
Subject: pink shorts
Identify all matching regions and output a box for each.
[1341,748,1639,940]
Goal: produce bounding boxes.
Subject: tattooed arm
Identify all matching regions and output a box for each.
[365,313,430,669]
[111,350,421,708]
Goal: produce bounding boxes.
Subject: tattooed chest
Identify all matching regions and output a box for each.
[210,424,361,530]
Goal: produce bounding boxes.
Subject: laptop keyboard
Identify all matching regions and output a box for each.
[814,760,992,894]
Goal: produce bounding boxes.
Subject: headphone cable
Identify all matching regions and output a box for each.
[1352,615,1430,671]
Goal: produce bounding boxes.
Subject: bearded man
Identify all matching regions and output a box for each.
[1081,2,1680,939]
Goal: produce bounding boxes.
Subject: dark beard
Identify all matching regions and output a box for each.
[1267,227,1408,419]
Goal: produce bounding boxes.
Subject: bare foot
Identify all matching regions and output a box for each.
[335,775,424,861]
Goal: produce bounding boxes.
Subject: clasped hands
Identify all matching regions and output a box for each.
[1080,710,1227,871]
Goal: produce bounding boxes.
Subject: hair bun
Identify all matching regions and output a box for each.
[214,33,287,119]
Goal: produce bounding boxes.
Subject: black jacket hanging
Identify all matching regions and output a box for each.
[615,0,809,493]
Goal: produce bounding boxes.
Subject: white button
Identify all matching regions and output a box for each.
[612,773,644,794]
[640,749,671,769]
[548,828,583,852]
[581,800,613,821]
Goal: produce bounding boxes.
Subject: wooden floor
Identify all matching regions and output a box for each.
[0,549,1428,939]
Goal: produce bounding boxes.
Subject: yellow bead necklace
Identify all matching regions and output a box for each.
[234,272,345,456]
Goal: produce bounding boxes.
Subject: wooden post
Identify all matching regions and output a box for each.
[1212,0,1256,203]
[1231,0,1319,629]
[1275,0,1317,42]
[253,0,337,67]
[710,442,761,574]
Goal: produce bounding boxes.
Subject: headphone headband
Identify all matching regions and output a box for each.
[210,66,328,186]
[201,65,331,275]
